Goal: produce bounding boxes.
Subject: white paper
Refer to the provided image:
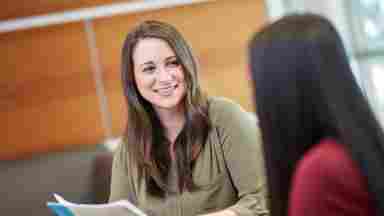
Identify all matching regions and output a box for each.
[51,193,147,216]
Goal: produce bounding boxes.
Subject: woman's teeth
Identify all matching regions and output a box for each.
[155,85,177,96]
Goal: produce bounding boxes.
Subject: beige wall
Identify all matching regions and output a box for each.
[0,0,267,159]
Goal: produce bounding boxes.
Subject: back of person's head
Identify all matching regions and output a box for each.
[249,13,384,216]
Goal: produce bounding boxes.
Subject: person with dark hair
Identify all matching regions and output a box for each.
[249,14,384,216]
[109,20,268,216]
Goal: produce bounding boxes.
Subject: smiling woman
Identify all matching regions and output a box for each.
[108,20,269,216]
[133,38,187,115]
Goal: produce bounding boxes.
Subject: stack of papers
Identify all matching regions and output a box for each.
[47,193,147,216]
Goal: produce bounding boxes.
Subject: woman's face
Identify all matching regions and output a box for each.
[133,38,186,113]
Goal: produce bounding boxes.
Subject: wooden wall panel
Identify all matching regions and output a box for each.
[0,23,104,159]
[93,0,267,136]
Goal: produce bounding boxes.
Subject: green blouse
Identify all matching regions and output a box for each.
[109,97,269,216]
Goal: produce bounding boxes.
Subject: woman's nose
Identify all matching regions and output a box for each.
[157,67,173,82]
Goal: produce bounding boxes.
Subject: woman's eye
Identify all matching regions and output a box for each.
[166,60,180,68]
[143,66,155,73]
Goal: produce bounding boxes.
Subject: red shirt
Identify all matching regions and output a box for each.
[289,138,375,216]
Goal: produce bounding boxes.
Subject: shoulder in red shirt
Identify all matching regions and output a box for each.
[288,138,375,216]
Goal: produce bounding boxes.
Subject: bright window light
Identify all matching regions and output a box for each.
[371,65,384,104]
[364,19,380,38]
[361,0,376,7]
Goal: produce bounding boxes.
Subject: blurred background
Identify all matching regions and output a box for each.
[1,0,383,163]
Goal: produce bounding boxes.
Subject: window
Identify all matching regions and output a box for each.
[348,0,384,124]
[348,0,384,52]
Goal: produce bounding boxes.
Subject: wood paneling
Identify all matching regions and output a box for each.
[0,22,104,159]
[1,0,266,159]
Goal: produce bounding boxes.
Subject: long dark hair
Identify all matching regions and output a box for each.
[121,20,211,197]
[249,14,384,216]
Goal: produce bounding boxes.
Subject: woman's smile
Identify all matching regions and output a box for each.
[154,84,179,96]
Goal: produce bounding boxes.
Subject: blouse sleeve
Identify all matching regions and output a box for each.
[108,142,137,204]
[211,98,269,216]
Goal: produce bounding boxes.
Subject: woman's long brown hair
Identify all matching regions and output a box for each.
[121,20,211,197]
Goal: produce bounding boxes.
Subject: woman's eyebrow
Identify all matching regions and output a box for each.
[165,56,177,61]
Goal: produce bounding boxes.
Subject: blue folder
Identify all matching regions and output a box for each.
[47,202,76,216]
